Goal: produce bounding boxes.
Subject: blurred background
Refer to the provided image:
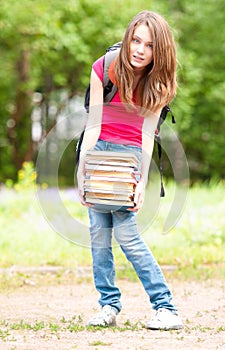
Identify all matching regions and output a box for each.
[0,0,224,186]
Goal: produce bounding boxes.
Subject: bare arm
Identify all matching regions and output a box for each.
[79,69,103,157]
[141,109,161,185]
[129,108,161,212]
[77,69,103,204]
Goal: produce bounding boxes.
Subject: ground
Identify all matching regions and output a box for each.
[0,269,225,350]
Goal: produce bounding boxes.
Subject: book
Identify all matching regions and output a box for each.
[85,192,133,201]
[87,175,137,183]
[84,188,134,195]
[85,163,135,173]
[84,180,134,193]
[85,197,135,207]
[86,169,136,179]
[85,150,139,167]
[84,150,139,208]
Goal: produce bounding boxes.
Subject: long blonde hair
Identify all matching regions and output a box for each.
[114,11,177,111]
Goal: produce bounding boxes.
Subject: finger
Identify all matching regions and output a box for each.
[127,207,139,212]
[134,191,141,207]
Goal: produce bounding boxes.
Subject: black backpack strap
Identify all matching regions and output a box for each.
[155,133,165,197]
[84,84,90,113]
[75,129,85,164]
[105,41,122,53]
[156,105,176,132]
[155,105,176,197]
[104,79,118,102]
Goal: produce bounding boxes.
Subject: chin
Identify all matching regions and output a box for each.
[131,61,143,69]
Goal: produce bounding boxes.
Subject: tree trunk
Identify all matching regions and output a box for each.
[7,49,34,171]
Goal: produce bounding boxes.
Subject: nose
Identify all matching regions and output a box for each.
[137,43,145,54]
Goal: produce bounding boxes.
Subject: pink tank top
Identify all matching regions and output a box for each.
[93,56,144,148]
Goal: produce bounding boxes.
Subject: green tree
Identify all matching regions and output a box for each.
[170,0,225,180]
[1,0,224,183]
[0,0,166,181]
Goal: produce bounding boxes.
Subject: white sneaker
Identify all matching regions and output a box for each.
[146,308,183,330]
[87,305,117,327]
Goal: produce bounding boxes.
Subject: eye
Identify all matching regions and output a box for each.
[147,44,153,49]
[132,37,140,44]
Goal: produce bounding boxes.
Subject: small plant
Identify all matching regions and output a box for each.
[217,326,225,333]
[0,328,10,340]
[14,162,37,191]
[65,316,85,333]
[49,323,60,332]
[31,321,46,331]
[9,320,46,331]
[10,320,32,330]
[89,340,112,346]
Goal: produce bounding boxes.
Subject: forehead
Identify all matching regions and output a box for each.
[133,23,153,42]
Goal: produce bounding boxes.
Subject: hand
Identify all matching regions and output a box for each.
[77,163,93,207]
[127,178,145,212]
[77,170,85,205]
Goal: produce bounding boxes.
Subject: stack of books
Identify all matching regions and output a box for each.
[84,150,139,208]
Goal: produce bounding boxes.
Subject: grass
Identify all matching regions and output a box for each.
[0,316,224,336]
[0,317,144,337]
[0,174,225,281]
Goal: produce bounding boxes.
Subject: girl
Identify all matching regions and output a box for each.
[77,10,183,330]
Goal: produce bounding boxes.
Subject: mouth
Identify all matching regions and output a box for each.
[132,55,144,63]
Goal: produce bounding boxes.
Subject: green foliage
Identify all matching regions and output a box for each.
[0,0,224,181]
[171,0,225,180]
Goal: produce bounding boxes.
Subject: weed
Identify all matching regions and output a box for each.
[86,325,107,332]
[0,329,10,340]
[49,322,60,332]
[9,320,46,331]
[32,321,46,331]
[191,325,214,333]
[60,316,67,323]
[67,323,85,332]
[217,326,225,333]
[177,335,184,341]
[89,340,112,346]
[195,311,204,317]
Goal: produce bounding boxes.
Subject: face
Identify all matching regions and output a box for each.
[129,24,153,72]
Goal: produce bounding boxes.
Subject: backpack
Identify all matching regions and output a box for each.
[76,42,176,197]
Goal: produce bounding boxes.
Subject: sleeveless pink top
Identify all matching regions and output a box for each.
[93,56,144,148]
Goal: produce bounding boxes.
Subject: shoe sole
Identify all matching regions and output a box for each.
[146,324,183,331]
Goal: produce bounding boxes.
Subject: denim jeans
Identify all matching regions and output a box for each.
[88,140,177,313]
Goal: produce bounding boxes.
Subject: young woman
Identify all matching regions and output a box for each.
[77,10,183,330]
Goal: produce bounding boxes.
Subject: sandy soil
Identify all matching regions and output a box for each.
[0,272,225,350]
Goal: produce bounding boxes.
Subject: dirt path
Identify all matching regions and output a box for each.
[0,275,225,350]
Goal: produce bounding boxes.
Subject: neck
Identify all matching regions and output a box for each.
[134,70,144,78]
[134,63,148,75]
[133,70,145,90]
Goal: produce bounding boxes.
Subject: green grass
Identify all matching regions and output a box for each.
[1,316,224,337]
[0,316,144,338]
[0,179,224,280]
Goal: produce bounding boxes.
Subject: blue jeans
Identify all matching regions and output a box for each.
[88,140,177,313]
